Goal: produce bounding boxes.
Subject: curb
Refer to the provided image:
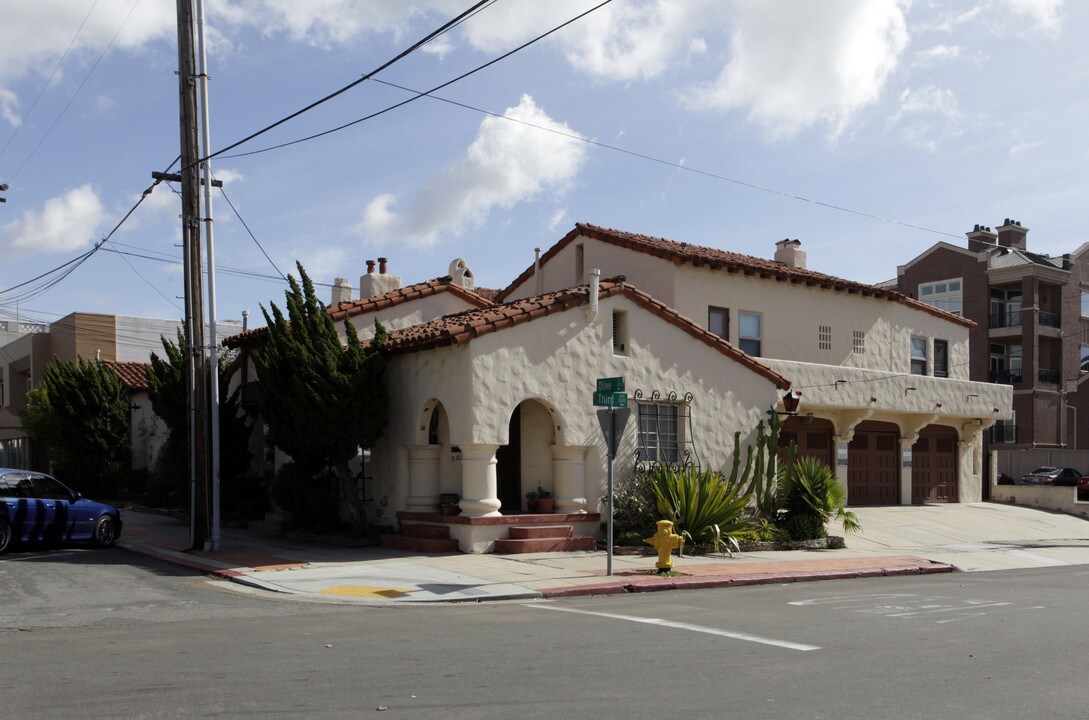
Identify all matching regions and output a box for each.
[540,563,955,599]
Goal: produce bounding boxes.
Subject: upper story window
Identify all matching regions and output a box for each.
[919,279,962,315]
[612,310,629,356]
[818,325,832,351]
[739,311,761,356]
[934,339,949,378]
[1082,291,1089,318]
[911,336,928,375]
[1081,346,1089,374]
[991,287,1022,328]
[575,243,585,284]
[708,306,729,340]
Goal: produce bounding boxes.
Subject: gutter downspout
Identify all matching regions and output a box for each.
[534,248,542,296]
[587,268,600,321]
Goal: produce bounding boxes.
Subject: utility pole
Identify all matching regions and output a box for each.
[175,0,210,550]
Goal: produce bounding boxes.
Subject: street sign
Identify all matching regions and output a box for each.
[593,391,628,408]
[596,407,632,459]
[596,376,625,393]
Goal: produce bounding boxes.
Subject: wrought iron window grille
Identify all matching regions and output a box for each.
[633,389,699,474]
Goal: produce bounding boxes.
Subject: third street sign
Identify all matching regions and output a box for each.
[593,391,628,408]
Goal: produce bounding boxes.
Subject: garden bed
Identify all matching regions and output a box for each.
[606,535,845,555]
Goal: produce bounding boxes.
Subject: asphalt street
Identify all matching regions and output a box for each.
[4,545,1088,719]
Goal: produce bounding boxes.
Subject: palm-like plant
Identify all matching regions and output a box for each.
[651,466,750,554]
[776,456,862,540]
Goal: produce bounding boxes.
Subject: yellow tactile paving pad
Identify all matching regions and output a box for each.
[317,585,415,599]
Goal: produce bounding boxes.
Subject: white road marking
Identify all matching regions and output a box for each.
[528,604,820,651]
[788,594,916,608]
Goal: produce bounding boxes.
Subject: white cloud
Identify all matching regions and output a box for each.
[212,0,424,47]
[1,185,105,254]
[1004,0,1064,33]
[287,245,347,283]
[357,95,586,247]
[1010,140,1045,157]
[684,0,910,140]
[915,44,963,64]
[0,87,20,126]
[887,86,965,152]
[213,168,245,185]
[547,209,568,233]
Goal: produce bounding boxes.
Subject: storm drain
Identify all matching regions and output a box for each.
[318,585,415,599]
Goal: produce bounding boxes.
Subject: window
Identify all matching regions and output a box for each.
[911,336,928,375]
[612,310,628,356]
[637,403,678,464]
[739,311,761,356]
[708,306,729,340]
[990,287,1022,328]
[992,413,1016,444]
[1082,346,1089,374]
[575,243,585,284]
[818,325,831,351]
[853,330,866,355]
[934,339,949,378]
[1082,291,1089,318]
[919,278,963,315]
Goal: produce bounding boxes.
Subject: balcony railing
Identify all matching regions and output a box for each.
[1039,368,1060,385]
[991,370,1022,384]
[991,424,1016,444]
[1039,310,1060,328]
[990,309,1022,328]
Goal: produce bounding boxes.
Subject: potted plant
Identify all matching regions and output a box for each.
[536,486,554,513]
[439,493,460,516]
[525,490,539,513]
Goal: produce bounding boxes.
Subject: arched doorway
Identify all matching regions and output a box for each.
[496,400,556,513]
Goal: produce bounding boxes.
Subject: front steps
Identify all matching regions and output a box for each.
[380,523,459,553]
[494,525,598,554]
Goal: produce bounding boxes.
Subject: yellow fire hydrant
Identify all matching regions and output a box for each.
[644,519,684,573]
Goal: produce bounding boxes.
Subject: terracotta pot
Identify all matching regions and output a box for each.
[441,504,459,516]
[526,500,539,514]
[537,498,554,513]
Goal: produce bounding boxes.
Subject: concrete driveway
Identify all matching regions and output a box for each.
[844,502,1089,572]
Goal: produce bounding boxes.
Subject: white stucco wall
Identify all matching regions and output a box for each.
[371,292,785,519]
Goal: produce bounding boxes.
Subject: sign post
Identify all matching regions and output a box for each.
[594,377,630,576]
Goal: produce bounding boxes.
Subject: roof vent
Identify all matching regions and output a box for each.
[449,258,474,290]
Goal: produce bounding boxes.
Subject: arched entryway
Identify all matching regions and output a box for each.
[848,420,900,506]
[496,400,556,514]
[912,425,958,503]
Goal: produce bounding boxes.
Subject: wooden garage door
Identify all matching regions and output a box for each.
[848,422,900,506]
[778,417,834,468]
[911,426,958,503]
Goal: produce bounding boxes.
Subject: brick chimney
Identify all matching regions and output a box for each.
[359,257,402,298]
[331,277,352,305]
[966,223,997,252]
[774,239,806,269]
[997,218,1028,250]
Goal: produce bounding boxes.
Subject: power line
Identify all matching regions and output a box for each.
[215,179,285,280]
[0,0,101,165]
[203,0,498,165]
[218,0,615,161]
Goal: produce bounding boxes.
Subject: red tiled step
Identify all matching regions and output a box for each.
[380,534,459,553]
[404,524,452,539]
[509,525,574,540]
[494,536,598,554]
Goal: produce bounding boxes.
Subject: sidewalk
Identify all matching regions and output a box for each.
[117,510,955,604]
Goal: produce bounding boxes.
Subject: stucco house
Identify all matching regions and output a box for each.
[225,224,1012,553]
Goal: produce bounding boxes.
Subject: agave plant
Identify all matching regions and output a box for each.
[776,455,861,540]
[650,465,751,554]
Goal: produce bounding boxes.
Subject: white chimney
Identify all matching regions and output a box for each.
[587,268,600,320]
[359,257,402,298]
[331,277,352,305]
[449,258,474,289]
[774,239,806,269]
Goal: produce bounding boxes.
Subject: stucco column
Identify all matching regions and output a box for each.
[958,440,981,503]
[552,445,588,513]
[405,444,442,512]
[900,438,913,506]
[833,436,850,503]
[458,443,502,517]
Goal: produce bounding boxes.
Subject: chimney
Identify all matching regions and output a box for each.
[997,218,1028,250]
[448,258,475,289]
[359,258,402,298]
[966,223,997,252]
[331,277,352,305]
[774,239,806,269]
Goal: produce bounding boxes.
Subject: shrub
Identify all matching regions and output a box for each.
[608,472,659,540]
[776,456,861,540]
[651,465,750,552]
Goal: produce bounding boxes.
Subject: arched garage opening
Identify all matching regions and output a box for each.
[848,421,900,506]
[779,416,835,468]
[912,425,958,503]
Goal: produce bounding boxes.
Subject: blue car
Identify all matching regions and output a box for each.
[0,469,122,554]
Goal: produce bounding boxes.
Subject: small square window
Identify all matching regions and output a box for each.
[934,339,949,378]
[708,306,729,340]
[911,336,928,375]
[612,310,628,356]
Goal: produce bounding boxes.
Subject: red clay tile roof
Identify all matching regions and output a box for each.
[223,276,495,348]
[385,277,791,390]
[497,223,975,329]
[103,360,149,391]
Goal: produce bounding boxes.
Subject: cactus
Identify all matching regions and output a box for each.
[728,412,795,520]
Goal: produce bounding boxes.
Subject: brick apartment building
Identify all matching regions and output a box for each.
[894,220,1089,450]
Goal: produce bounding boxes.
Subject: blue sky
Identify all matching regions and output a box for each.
[0,0,1084,334]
